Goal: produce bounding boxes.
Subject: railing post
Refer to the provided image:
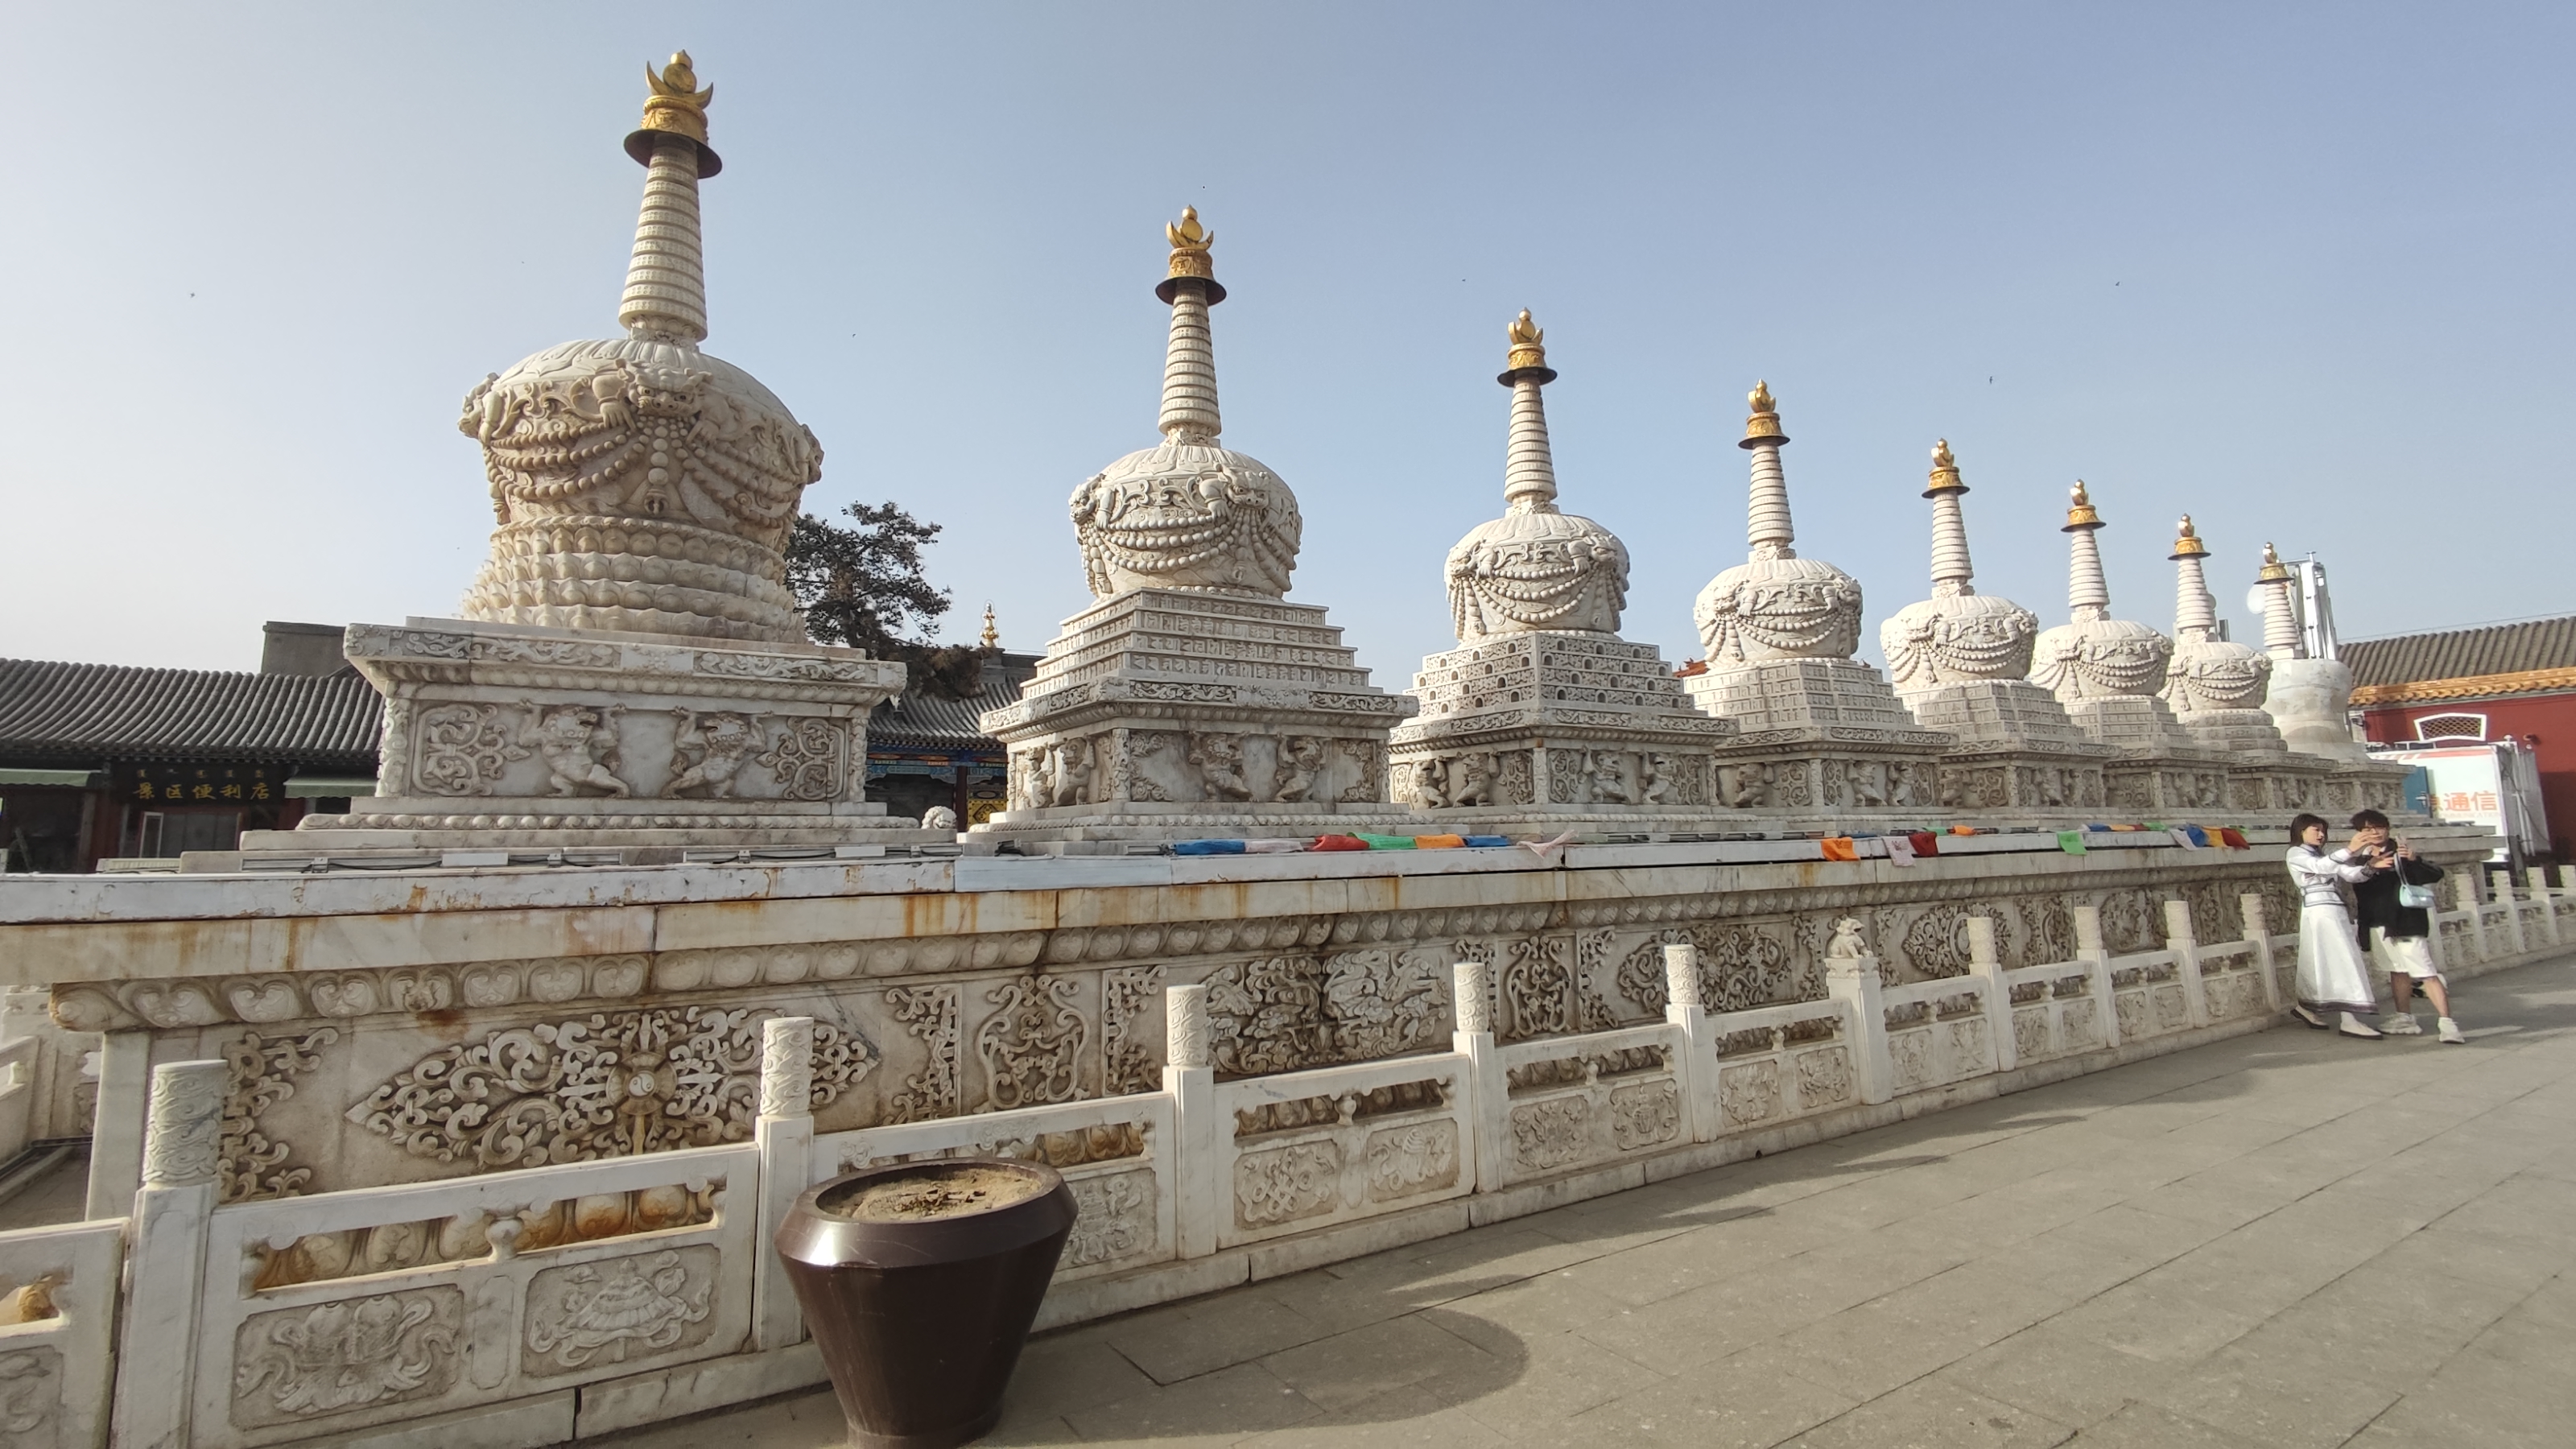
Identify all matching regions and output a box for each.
[2500,878,2529,956]
[111,1059,225,1449]
[751,1016,814,1352]
[2526,868,2562,946]
[1824,945,1893,1105]
[1165,984,1221,1259]
[1453,957,1507,1191]
[2072,903,2119,1049]
[2240,894,2283,1010]
[85,1030,152,1222]
[2164,899,2211,1028]
[1967,915,2014,1074]
[1662,944,1715,1142]
[2462,870,2490,962]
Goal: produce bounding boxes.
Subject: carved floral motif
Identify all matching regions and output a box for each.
[348,1008,873,1167]
[1201,951,1447,1076]
[233,1287,460,1423]
[1063,1168,1158,1268]
[413,704,530,796]
[220,1028,336,1203]
[522,1247,716,1374]
[1100,967,1165,1096]
[1610,1079,1683,1150]
[1235,1141,1341,1227]
[752,719,847,802]
[1509,1096,1590,1171]
[976,975,1088,1111]
[883,985,962,1124]
[1364,1121,1460,1200]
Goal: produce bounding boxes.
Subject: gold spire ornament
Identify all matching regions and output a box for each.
[1922,438,1965,496]
[2062,480,2102,531]
[1156,205,1225,303]
[2169,514,2209,560]
[625,50,720,173]
[2257,541,2293,582]
[979,604,1000,650]
[1739,379,1789,449]
[1500,309,1558,384]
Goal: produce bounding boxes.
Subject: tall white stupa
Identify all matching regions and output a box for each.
[1389,313,1730,814]
[974,210,1414,840]
[1686,385,1950,810]
[2161,516,2288,755]
[281,54,929,856]
[1881,441,2109,808]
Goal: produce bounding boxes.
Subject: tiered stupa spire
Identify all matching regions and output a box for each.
[2257,543,2303,658]
[1501,312,1560,510]
[2169,516,2218,639]
[1743,382,1795,559]
[2062,482,2112,622]
[1155,208,1224,443]
[1923,440,1975,597]
[2030,481,2194,753]
[617,54,718,343]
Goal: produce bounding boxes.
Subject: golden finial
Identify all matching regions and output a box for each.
[1739,379,1789,449]
[627,51,720,173]
[2062,479,2102,531]
[2169,514,2209,560]
[2257,541,2293,583]
[1922,437,1965,496]
[1157,205,1225,303]
[978,604,999,650]
[1499,308,1558,384]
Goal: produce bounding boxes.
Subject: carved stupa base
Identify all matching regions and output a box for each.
[1685,657,1926,735]
[2265,657,2376,764]
[1934,748,2113,811]
[2172,707,2293,758]
[974,588,1414,840]
[1702,729,1953,812]
[263,617,939,854]
[2058,696,2198,755]
[1389,634,1734,813]
[1898,679,2103,755]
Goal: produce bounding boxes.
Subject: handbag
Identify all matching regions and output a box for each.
[2397,879,2436,910]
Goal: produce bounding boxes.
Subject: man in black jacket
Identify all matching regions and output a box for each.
[2349,809,2463,1044]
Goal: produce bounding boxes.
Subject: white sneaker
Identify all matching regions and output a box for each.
[2438,1017,2467,1044]
[2380,1013,2425,1035]
[2339,1013,2385,1039]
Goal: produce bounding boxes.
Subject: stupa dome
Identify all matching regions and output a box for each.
[1443,312,1627,639]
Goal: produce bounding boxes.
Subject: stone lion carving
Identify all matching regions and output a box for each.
[456,339,822,643]
[1069,443,1302,598]
[1825,917,1869,960]
[517,701,630,798]
[665,709,762,798]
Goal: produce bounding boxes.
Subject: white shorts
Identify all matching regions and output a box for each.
[2366,927,2441,981]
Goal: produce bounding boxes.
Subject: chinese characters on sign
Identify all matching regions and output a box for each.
[126,763,279,804]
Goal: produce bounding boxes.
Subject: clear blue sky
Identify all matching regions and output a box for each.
[5,3,2570,680]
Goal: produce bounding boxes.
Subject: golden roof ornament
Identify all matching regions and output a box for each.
[2168,514,2209,560]
[1922,437,1965,496]
[625,50,720,173]
[978,604,1000,650]
[1500,308,1558,384]
[2062,480,2102,531]
[2257,541,2293,582]
[1156,205,1225,303]
[1739,378,1790,449]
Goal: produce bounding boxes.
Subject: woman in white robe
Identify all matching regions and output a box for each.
[2285,812,2385,1038]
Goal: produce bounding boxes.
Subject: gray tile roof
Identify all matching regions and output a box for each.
[2343,617,2576,689]
[869,689,1004,751]
[0,658,384,767]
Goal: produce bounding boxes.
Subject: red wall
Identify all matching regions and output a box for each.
[2360,691,2576,861]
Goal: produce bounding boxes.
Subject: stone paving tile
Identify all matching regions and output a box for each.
[1060,1361,1323,1444]
[2062,1400,2268,1447]
[1777,1376,2076,1447]
[1256,1314,1500,1412]
[1100,1291,1332,1385]
[1930,1322,2187,1429]
[1556,1344,1860,1448]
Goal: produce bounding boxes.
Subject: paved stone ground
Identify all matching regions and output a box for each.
[601,955,2576,1448]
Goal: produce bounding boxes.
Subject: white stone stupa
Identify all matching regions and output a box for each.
[1387,312,1732,814]
[2161,516,2288,756]
[281,54,929,855]
[973,210,1414,840]
[2257,545,2374,764]
[2029,482,2198,756]
[1686,384,1950,810]
[1880,441,2110,809]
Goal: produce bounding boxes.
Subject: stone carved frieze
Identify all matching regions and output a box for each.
[1794,1046,1854,1109]
[1508,1096,1589,1171]
[518,701,633,798]
[347,1008,873,1167]
[413,704,531,796]
[1610,1078,1684,1149]
[1719,1061,1781,1128]
[976,975,1089,1111]
[665,710,764,798]
[0,1348,57,1440]
[232,1286,461,1426]
[1500,935,1572,1041]
[751,718,848,801]
[1235,1140,1341,1228]
[1363,1121,1460,1201]
[53,956,654,1033]
[1100,967,1165,1096]
[883,985,962,1123]
[522,1246,717,1375]
[220,1028,337,1203]
[1063,1168,1158,1268]
[1200,950,1447,1077]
